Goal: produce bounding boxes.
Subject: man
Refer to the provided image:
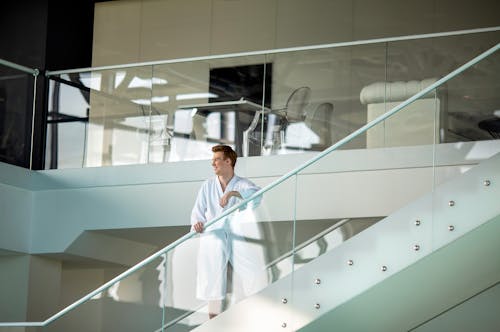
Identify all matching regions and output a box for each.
[191,144,263,319]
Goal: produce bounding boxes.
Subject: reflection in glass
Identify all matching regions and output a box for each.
[151,58,269,162]
[264,44,387,154]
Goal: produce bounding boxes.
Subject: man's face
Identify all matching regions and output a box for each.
[211,151,232,175]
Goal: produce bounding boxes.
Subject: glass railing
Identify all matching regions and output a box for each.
[44,28,500,169]
[0,58,39,169]
[1,40,497,331]
[159,217,380,331]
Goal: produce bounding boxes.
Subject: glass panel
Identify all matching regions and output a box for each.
[264,43,387,156]
[292,92,437,329]
[45,121,87,169]
[151,55,268,163]
[432,48,500,248]
[164,176,296,330]
[45,74,89,169]
[0,63,35,168]
[376,30,500,147]
[43,30,500,169]
[42,256,165,332]
[363,41,442,150]
[49,66,155,168]
[88,66,154,167]
[366,88,440,149]
[438,36,500,144]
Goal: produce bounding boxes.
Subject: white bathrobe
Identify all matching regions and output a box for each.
[191,175,266,301]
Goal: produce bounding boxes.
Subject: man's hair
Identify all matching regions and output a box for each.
[212,145,237,168]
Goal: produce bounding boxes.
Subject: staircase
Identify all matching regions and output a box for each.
[1,41,499,332]
[193,152,500,332]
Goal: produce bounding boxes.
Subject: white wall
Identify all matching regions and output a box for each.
[0,255,61,322]
[0,183,32,253]
[0,162,33,254]
[26,256,62,321]
[29,141,500,254]
[91,0,500,66]
[0,255,30,321]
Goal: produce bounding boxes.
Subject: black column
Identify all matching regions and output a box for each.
[0,0,95,169]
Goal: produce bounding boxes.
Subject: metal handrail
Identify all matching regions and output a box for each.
[45,26,500,76]
[0,40,498,328]
[0,58,39,76]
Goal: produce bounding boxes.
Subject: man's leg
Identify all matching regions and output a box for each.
[230,227,268,300]
[197,231,230,318]
[208,299,223,319]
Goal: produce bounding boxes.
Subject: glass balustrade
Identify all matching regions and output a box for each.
[288,93,437,330]
[44,30,500,169]
[287,44,499,331]
[431,48,500,249]
[10,175,295,331]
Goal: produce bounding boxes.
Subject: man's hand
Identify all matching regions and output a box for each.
[219,191,242,207]
[193,221,204,233]
[219,191,232,207]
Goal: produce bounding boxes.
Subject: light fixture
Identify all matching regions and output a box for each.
[79,73,102,91]
[128,77,168,89]
[152,96,170,103]
[175,92,218,101]
[114,71,126,88]
[131,99,151,106]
